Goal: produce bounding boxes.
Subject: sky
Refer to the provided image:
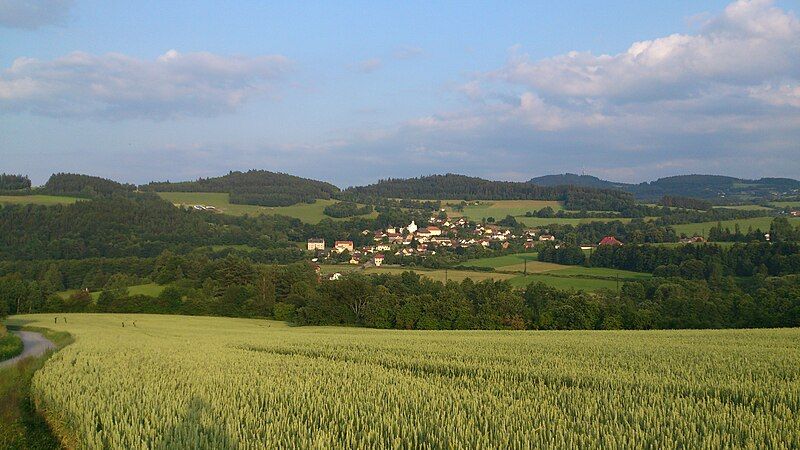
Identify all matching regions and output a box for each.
[1,0,799,187]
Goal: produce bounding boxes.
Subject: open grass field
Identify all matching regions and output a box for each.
[0,194,81,206]
[57,283,164,301]
[771,201,800,209]
[156,192,377,224]
[508,274,622,290]
[714,204,775,211]
[672,216,799,238]
[548,266,652,281]
[364,266,517,283]
[5,313,799,448]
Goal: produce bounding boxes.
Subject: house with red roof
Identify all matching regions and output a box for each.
[598,236,624,246]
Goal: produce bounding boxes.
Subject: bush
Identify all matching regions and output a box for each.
[273,302,296,321]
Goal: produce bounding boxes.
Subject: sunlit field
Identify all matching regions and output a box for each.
[8,314,799,448]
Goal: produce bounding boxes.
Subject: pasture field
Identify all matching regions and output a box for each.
[714,204,774,211]
[548,266,652,281]
[445,199,564,218]
[57,283,164,301]
[771,201,800,209]
[0,194,81,206]
[508,274,621,290]
[672,216,799,238]
[156,192,377,224]
[363,266,516,283]
[6,314,799,448]
[463,252,542,269]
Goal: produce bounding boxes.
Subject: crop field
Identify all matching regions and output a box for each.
[0,194,82,206]
[156,192,377,224]
[771,201,800,209]
[672,216,799,238]
[5,314,799,448]
[508,274,622,290]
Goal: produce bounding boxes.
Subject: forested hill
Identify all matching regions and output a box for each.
[530,173,800,202]
[529,173,625,190]
[43,173,135,197]
[141,170,340,207]
[343,174,635,211]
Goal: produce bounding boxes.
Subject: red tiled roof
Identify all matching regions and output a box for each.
[599,236,623,246]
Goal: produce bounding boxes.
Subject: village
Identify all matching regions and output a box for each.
[303,211,673,276]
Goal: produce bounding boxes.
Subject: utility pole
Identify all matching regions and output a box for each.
[445,268,448,283]
[524,258,527,275]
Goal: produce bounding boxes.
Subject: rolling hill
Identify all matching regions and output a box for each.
[530,173,800,203]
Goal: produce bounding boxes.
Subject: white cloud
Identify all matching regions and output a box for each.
[0,50,293,119]
[495,0,800,103]
[0,0,72,29]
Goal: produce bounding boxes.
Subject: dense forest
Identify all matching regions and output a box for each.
[658,195,713,211]
[345,174,636,211]
[0,173,31,191]
[323,201,374,218]
[42,173,136,197]
[0,194,307,260]
[142,170,341,206]
[531,173,800,203]
[536,239,800,277]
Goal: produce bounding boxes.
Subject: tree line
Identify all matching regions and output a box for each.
[2,255,798,331]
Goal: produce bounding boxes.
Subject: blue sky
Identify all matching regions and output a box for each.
[1,0,799,187]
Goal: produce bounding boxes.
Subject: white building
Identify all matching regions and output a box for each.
[307,238,325,251]
[406,220,418,234]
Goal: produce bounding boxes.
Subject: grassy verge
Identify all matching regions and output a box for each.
[0,325,73,449]
[0,332,24,361]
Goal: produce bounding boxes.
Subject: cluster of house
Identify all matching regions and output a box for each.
[791,210,800,217]
[307,216,577,266]
[191,204,217,211]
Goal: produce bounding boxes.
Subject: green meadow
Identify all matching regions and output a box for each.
[156,192,377,223]
[0,195,81,206]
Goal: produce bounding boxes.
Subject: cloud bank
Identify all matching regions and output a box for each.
[0,50,293,119]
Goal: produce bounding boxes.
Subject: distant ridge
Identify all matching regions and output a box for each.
[530,173,800,202]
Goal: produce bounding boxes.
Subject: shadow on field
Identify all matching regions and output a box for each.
[156,397,237,449]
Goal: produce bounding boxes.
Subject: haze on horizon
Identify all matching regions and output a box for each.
[1,0,799,187]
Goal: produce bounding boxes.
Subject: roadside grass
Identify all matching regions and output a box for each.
[672,217,799,238]
[0,324,73,449]
[156,192,377,223]
[57,283,165,301]
[0,333,23,361]
[0,195,82,206]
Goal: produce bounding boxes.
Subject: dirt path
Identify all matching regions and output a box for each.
[0,331,56,369]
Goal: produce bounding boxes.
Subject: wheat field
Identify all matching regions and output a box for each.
[6,314,799,449]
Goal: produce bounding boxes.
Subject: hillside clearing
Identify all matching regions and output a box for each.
[156,192,377,223]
